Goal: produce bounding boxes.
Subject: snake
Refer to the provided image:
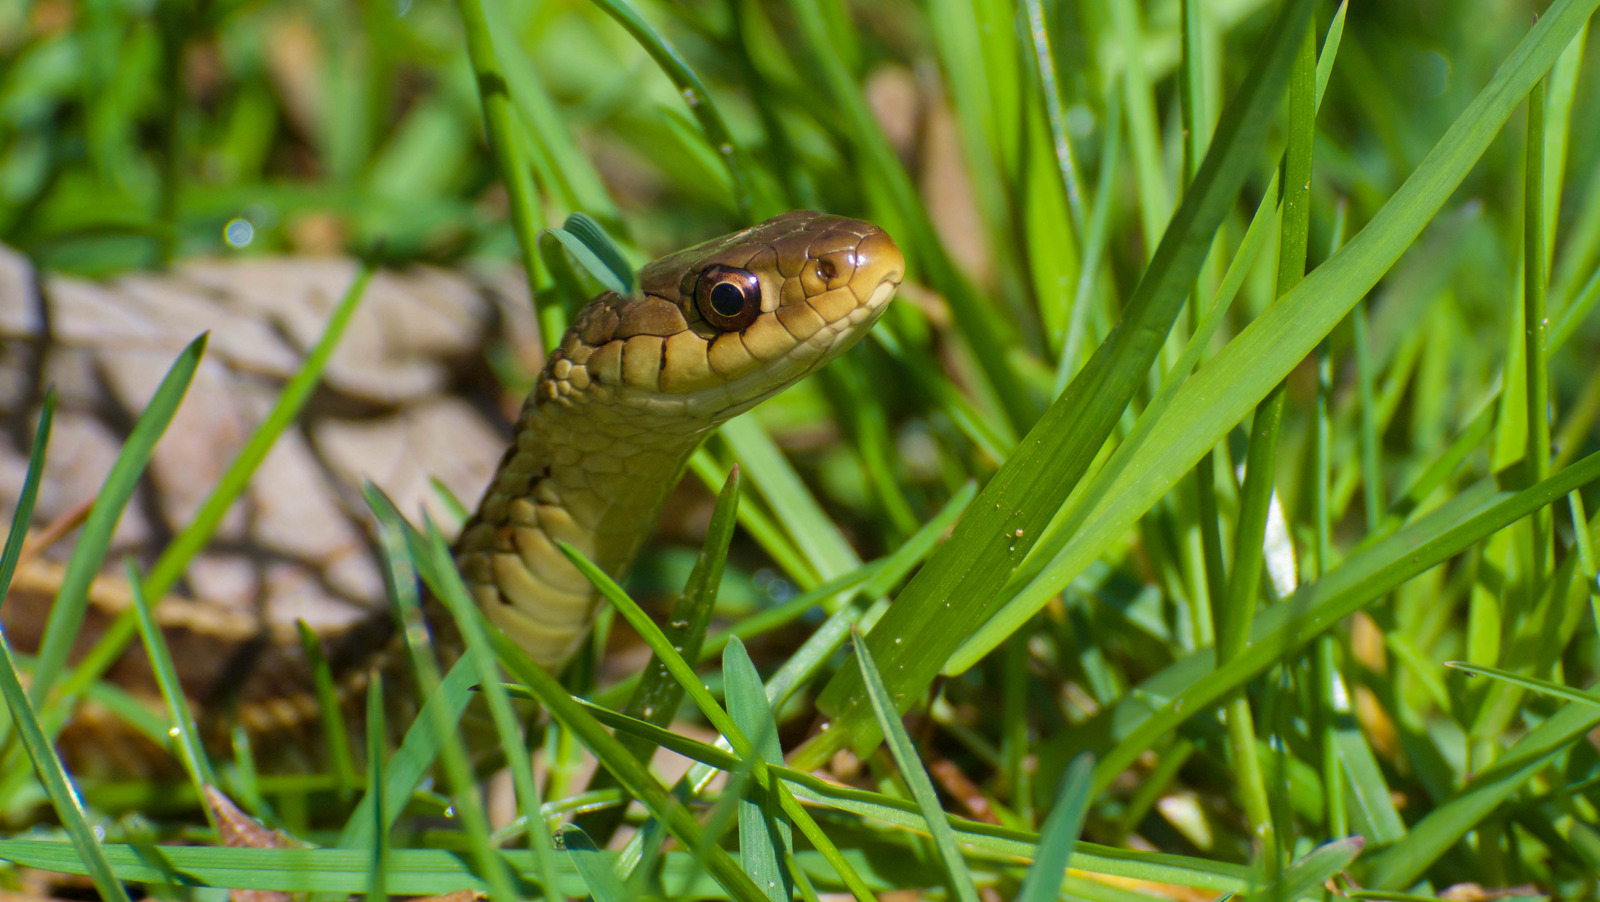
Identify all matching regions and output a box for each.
[4,210,899,773]
[452,210,903,668]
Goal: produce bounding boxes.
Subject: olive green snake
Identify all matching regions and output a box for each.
[453,210,903,668]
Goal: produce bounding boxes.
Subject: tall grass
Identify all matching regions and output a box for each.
[4,0,1600,898]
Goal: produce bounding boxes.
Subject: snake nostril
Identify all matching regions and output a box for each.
[815,259,837,281]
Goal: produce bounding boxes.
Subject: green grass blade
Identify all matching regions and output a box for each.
[125,558,216,791]
[578,685,1170,890]
[0,394,130,902]
[852,627,980,902]
[584,0,759,217]
[0,389,53,633]
[295,619,356,794]
[421,521,557,877]
[1261,836,1364,899]
[563,212,636,292]
[1330,700,1406,845]
[336,654,478,850]
[1366,700,1600,889]
[1092,449,1600,789]
[806,0,1318,765]
[956,0,1600,671]
[481,0,617,223]
[538,228,595,316]
[363,675,386,902]
[787,848,822,902]
[787,0,1033,432]
[596,477,967,716]
[870,329,1017,461]
[452,0,546,334]
[0,642,132,902]
[0,841,949,897]
[578,467,741,844]
[334,493,477,851]
[720,416,861,580]
[560,825,627,901]
[366,498,518,902]
[229,726,272,829]
[725,638,791,902]
[416,520,557,889]
[543,220,631,298]
[488,625,767,901]
[31,333,206,704]
[689,448,813,586]
[1446,661,1600,709]
[556,542,878,899]
[1016,753,1093,902]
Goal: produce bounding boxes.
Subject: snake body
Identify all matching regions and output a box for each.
[453,210,903,667]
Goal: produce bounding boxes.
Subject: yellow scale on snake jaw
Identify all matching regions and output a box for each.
[454,210,904,668]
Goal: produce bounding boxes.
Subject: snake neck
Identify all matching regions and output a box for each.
[453,374,716,668]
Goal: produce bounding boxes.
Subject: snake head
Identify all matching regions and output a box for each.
[551,210,904,422]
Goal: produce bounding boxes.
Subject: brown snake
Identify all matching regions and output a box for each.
[454,210,904,669]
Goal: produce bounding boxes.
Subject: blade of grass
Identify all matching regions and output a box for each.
[481,0,618,224]
[229,726,273,829]
[806,0,1319,765]
[576,468,741,844]
[852,627,979,902]
[487,624,768,901]
[30,333,206,704]
[563,212,636,290]
[955,0,1600,672]
[368,501,519,902]
[725,639,792,902]
[1261,836,1364,899]
[452,0,549,340]
[335,653,479,849]
[543,218,631,298]
[295,620,356,795]
[0,393,131,902]
[585,0,761,217]
[1365,698,1600,888]
[690,448,813,587]
[414,518,557,891]
[1092,448,1600,790]
[1524,78,1552,607]
[363,675,386,902]
[379,500,763,900]
[1209,20,1317,869]
[1445,662,1600,710]
[608,481,975,875]
[553,543,879,900]
[1015,754,1093,901]
[125,559,217,793]
[787,0,1034,432]
[720,417,861,581]
[571,696,1253,892]
[560,825,627,901]
[0,389,52,641]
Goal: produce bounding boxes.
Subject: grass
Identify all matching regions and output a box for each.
[4,0,1600,898]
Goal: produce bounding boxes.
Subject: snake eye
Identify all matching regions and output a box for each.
[694,264,762,331]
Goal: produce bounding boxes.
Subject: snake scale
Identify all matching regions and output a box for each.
[455,209,903,669]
